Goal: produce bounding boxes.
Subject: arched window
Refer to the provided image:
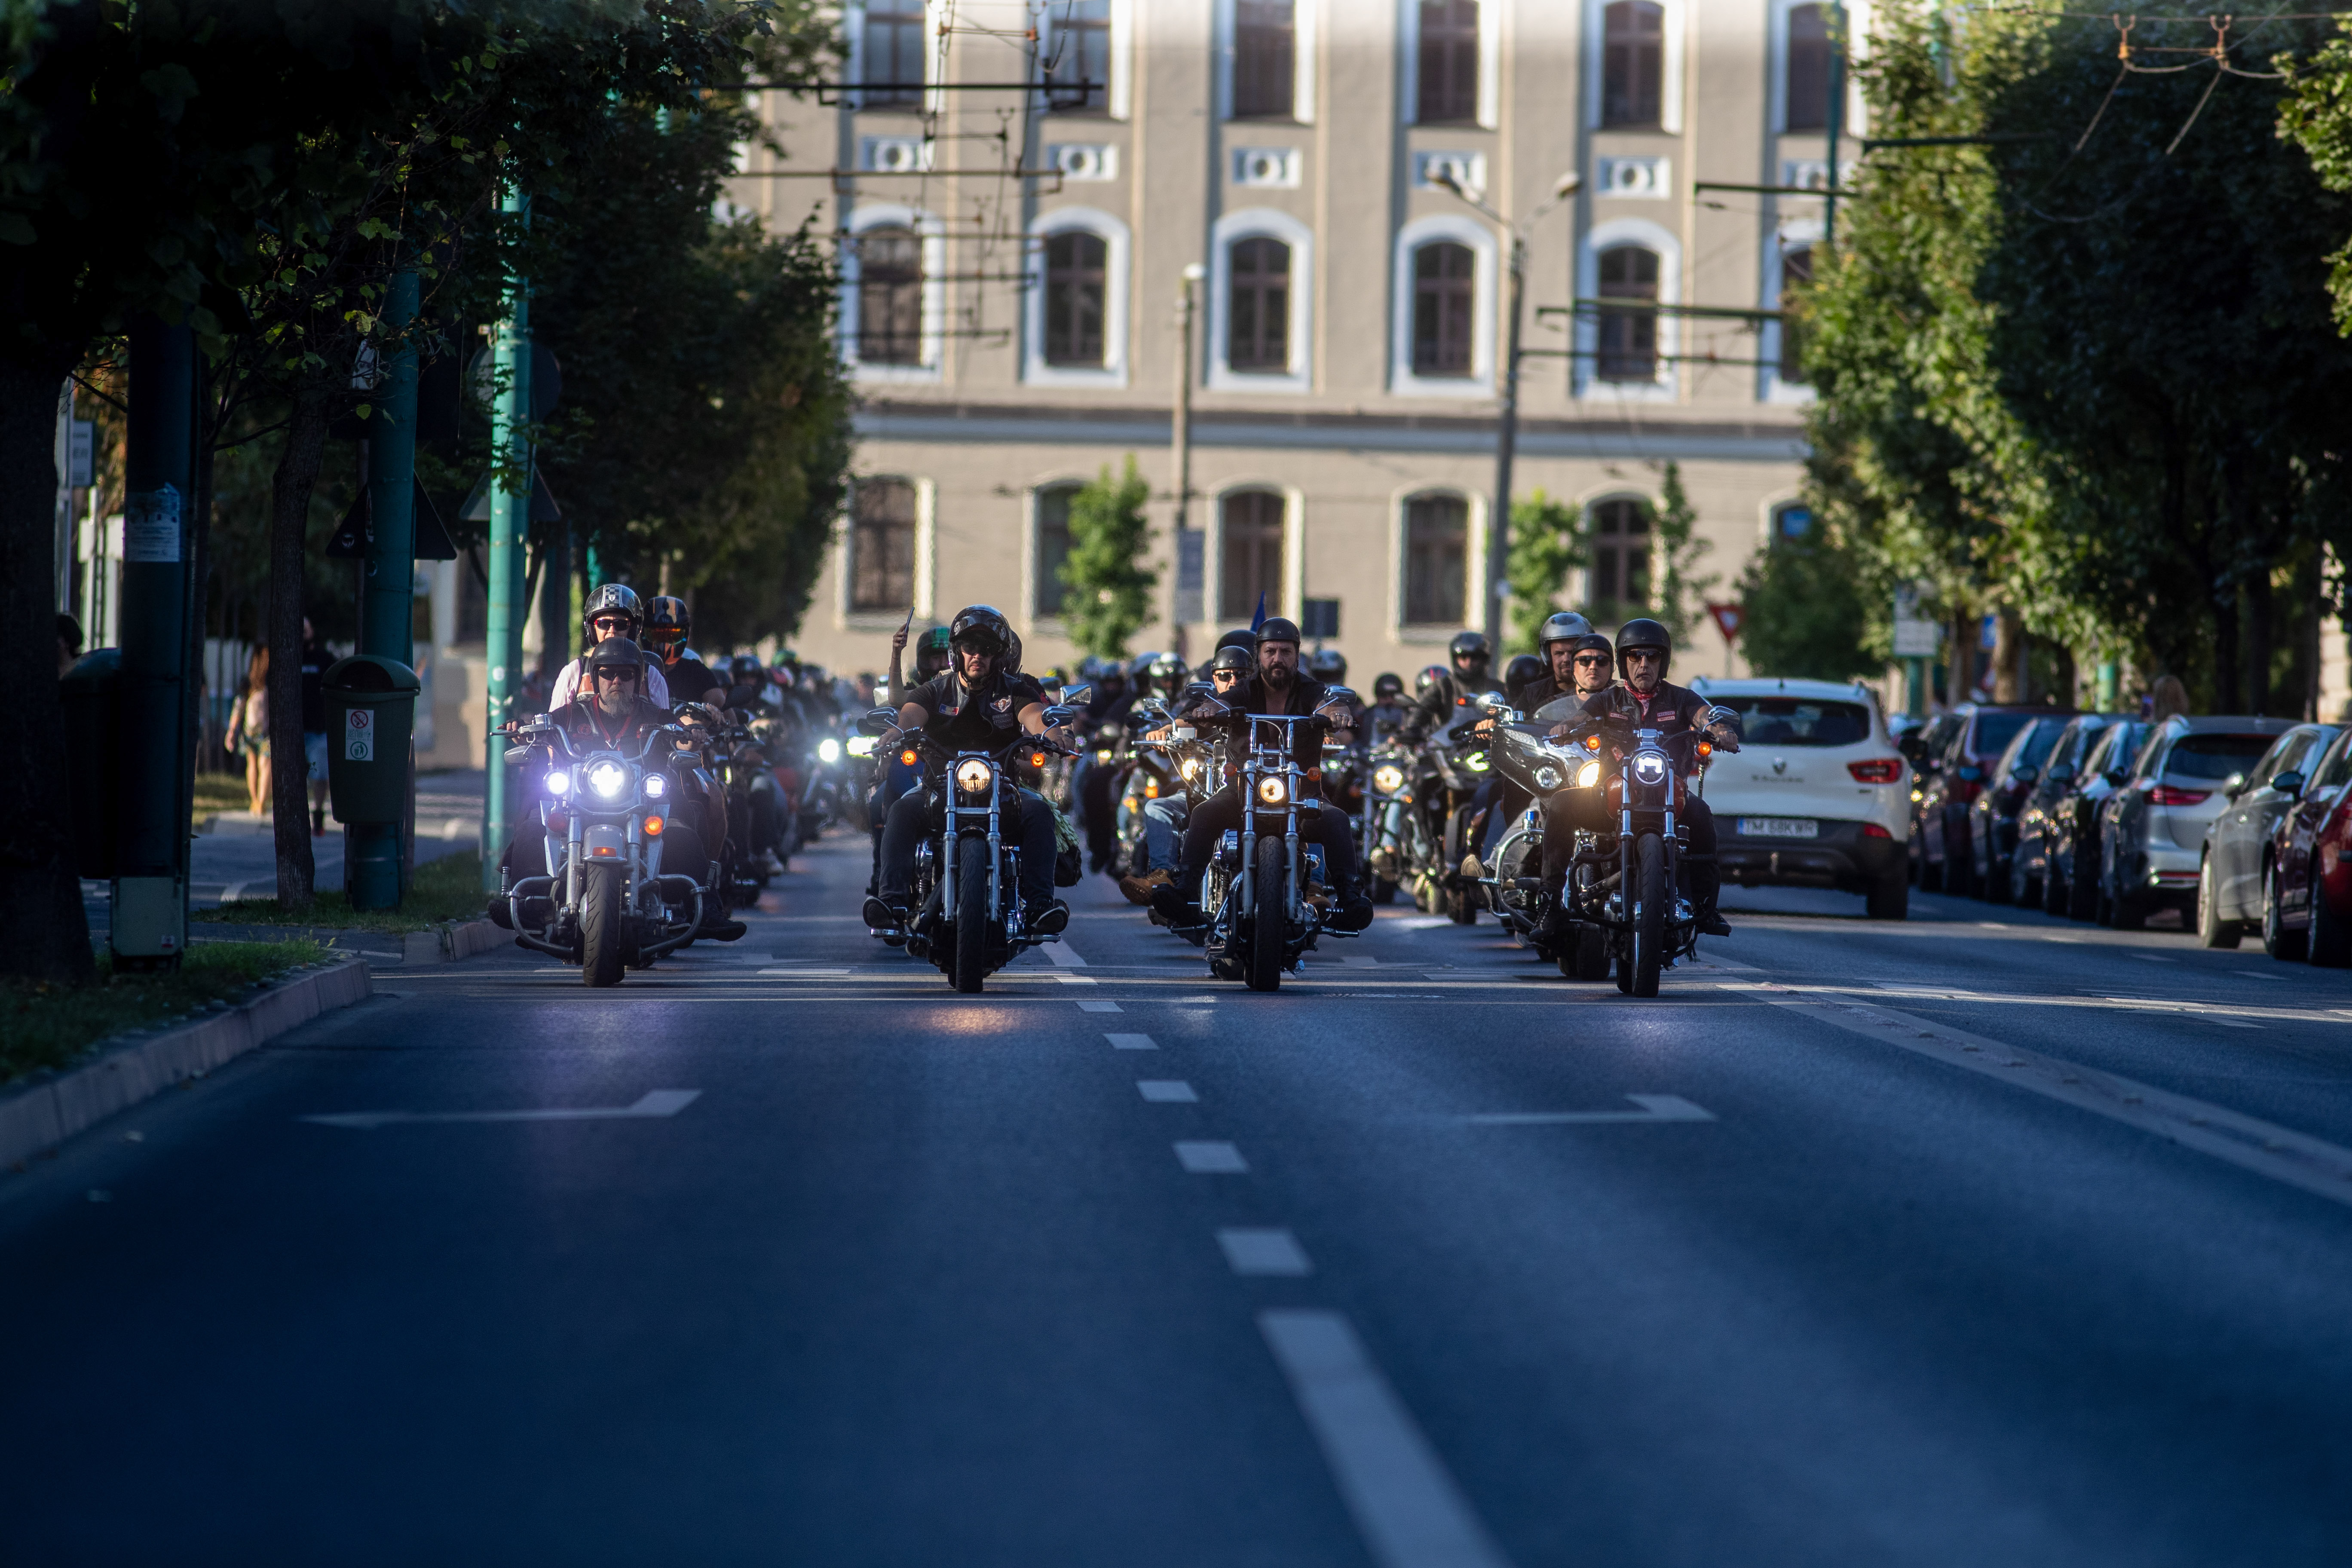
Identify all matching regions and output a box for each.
[1596,245,1659,382]
[1403,494,1468,626]
[1220,490,1286,620]
[1602,1,1663,128]
[1043,231,1107,367]
[1417,0,1480,124]
[1035,484,1081,614]
[851,478,919,612]
[1777,244,1813,386]
[857,227,923,365]
[1228,237,1292,372]
[1785,4,1830,131]
[1412,242,1476,377]
[1233,0,1297,119]
[1587,498,1651,612]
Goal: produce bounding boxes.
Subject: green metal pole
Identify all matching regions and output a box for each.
[113,317,196,969]
[352,270,420,910]
[1825,3,1847,246]
[484,192,533,892]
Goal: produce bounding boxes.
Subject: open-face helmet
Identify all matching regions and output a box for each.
[1373,671,1405,701]
[1537,611,1594,654]
[1614,617,1672,675]
[1306,649,1347,683]
[1447,630,1491,671]
[582,583,642,640]
[948,604,1014,658]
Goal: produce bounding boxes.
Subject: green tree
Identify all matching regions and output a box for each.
[1503,490,1584,652]
[1058,456,1157,658]
[1649,461,1718,645]
[1736,516,1875,680]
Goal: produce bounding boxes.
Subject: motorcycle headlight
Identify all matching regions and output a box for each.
[643,773,667,799]
[1631,753,1668,785]
[955,759,995,796]
[1181,757,1202,781]
[1372,763,1406,793]
[1532,765,1564,792]
[1465,753,1490,772]
[847,736,877,758]
[1256,775,1290,807]
[818,737,842,764]
[545,771,571,796]
[588,762,629,799]
[1576,760,1603,789]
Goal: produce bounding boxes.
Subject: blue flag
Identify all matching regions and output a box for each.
[1251,592,1266,632]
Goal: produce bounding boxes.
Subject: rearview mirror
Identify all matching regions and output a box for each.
[2104,768,2127,787]
[2012,765,2038,787]
[2047,761,2076,783]
[2271,770,2303,796]
[1060,683,1093,708]
[860,706,898,736]
[1041,704,1079,728]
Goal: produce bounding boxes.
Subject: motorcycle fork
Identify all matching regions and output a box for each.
[566,814,584,913]
[987,776,1004,920]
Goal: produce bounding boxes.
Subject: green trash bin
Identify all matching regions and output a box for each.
[58,649,126,879]
[323,654,419,825]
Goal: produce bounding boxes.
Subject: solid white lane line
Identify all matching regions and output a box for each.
[1107,1032,1158,1050]
[757,968,851,976]
[1723,977,2352,1207]
[1041,939,1087,968]
[302,1089,700,1131]
[1258,1310,1513,1568]
[1175,1140,1248,1173]
[1136,1079,1197,1102]
[1465,1095,1715,1127]
[1219,1227,1311,1275]
[1057,974,1099,986]
[1078,999,1124,1013]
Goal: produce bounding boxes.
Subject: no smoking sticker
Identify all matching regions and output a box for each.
[344,707,374,762]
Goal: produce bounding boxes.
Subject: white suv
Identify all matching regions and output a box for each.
[1688,677,1913,920]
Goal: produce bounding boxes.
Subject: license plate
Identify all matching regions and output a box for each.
[1739,817,1819,839]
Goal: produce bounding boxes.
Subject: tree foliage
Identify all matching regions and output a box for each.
[1736,516,1876,681]
[1648,461,1717,646]
[1058,456,1156,659]
[1503,490,1583,653]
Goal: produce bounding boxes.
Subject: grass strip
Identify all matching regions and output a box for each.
[191,851,487,934]
[2,940,332,1086]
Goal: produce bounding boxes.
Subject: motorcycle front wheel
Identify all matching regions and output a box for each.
[1248,834,1286,992]
[581,863,626,988]
[954,836,990,994]
[1631,833,1666,998]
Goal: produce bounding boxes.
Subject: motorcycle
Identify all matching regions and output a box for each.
[1192,691,1360,992]
[1556,711,1732,997]
[499,716,710,987]
[1361,739,1430,906]
[1480,710,1615,982]
[1421,709,1497,925]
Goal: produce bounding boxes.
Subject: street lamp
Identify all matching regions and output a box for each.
[1170,262,1207,652]
[1430,167,1581,644]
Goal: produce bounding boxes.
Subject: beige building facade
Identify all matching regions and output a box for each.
[737,0,1841,683]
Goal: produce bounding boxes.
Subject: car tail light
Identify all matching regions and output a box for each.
[2147,784,2211,807]
[1861,822,1892,839]
[1848,758,1903,784]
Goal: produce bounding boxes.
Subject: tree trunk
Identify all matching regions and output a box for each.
[1991,607,2024,703]
[0,354,98,981]
[2245,567,2274,718]
[267,375,333,909]
[2213,576,2241,718]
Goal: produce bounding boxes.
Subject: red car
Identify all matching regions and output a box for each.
[2263,728,2352,964]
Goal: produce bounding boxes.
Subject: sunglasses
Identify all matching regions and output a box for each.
[592,616,633,631]
[593,669,638,683]
[1573,653,1611,666]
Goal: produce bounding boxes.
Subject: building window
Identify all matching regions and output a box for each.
[1596,245,1660,382]
[1417,0,1480,125]
[1048,0,1110,113]
[851,478,919,612]
[1588,498,1651,612]
[1602,1,1664,128]
[1233,0,1296,120]
[1220,490,1286,620]
[857,226,923,365]
[1227,237,1292,372]
[1043,230,1107,367]
[1403,493,1469,626]
[862,3,926,108]
[1035,485,1079,615]
[1785,4,1830,132]
[1777,244,1813,385]
[1412,242,1477,378]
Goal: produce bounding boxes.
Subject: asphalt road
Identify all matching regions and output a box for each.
[8,838,2352,1565]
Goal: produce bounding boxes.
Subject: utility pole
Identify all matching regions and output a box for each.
[1169,263,1203,655]
[352,268,420,910]
[1489,234,1526,645]
[114,318,198,968]
[1825,1,1848,245]
[483,192,533,891]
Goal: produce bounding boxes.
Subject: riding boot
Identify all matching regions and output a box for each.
[1332,873,1375,933]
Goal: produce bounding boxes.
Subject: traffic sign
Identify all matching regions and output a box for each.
[1706,603,1743,642]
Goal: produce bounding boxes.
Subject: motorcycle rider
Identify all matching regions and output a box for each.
[1147,617,1375,934]
[1543,618,1738,937]
[1072,656,1138,873]
[863,605,1076,937]
[645,596,727,708]
[1307,648,1348,686]
[1404,631,1504,739]
[549,585,672,709]
[1366,673,1413,742]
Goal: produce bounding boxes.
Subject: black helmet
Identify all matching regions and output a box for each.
[1373,671,1404,700]
[1149,652,1190,692]
[1306,648,1347,682]
[1537,611,1594,652]
[585,636,645,677]
[948,604,1014,656]
[1256,617,1302,647]
[1128,652,1161,681]
[646,595,689,645]
[1614,617,1672,673]
[916,625,952,664]
[1576,632,1615,664]
[1415,664,1446,695]
[583,583,642,636]
[1209,644,1254,676]
[1215,628,1257,654]
[1448,630,1491,668]
[1504,654,1544,696]
[729,653,763,683]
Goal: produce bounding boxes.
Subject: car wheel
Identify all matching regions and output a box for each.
[1943,820,1970,897]
[2263,859,2308,962]
[2065,835,2100,922]
[2196,852,2241,949]
[1919,833,1943,891]
[2311,872,2351,968]
[1867,870,1908,922]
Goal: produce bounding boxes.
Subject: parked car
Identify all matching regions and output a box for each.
[2097,715,2296,929]
[1913,705,2052,895]
[1966,714,2073,903]
[1689,677,1912,920]
[1900,710,1966,886]
[2195,722,2342,948]
[2046,718,2151,920]
[2007,714,2126,908]
[2259,727,2352,964]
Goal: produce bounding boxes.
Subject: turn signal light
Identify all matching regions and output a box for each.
[1697,741,1713,759]
[1030,751,1047,768]
[900,748,919,766]
[643,815,665,836]
[1584,735,1602,751]
[2148,784,2211,807]
[1848,758,1904,784]
[1144,778,1160,799]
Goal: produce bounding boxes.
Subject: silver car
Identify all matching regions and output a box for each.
[2196,722,2343,947]
[2098,715,2297,930]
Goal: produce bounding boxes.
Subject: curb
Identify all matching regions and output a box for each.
[0,956,374,1171]
[397,919,504,966]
